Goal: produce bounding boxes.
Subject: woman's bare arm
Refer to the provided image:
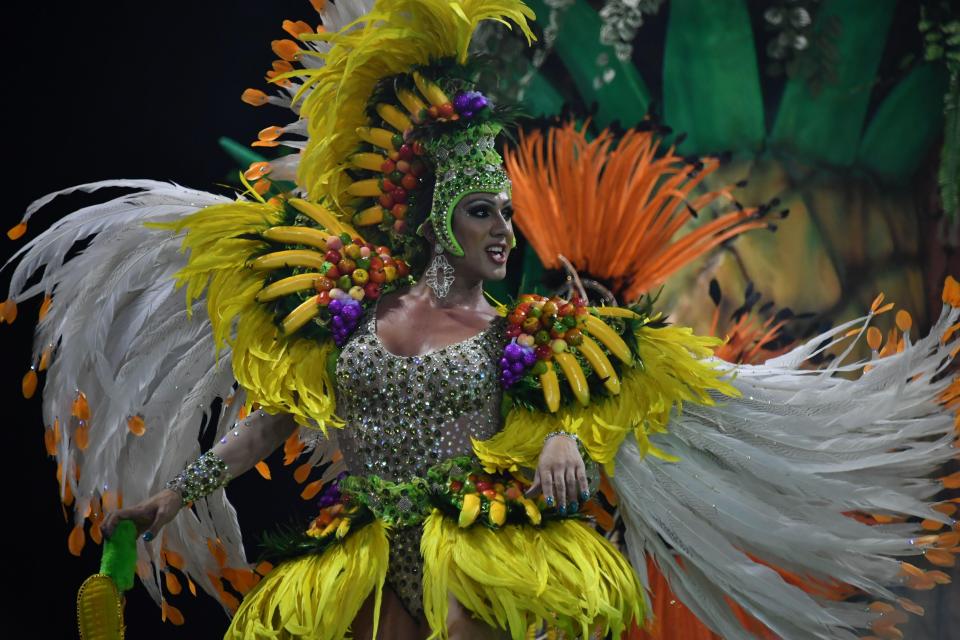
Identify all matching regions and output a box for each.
[102,409,300,539]
[212,409,300,479]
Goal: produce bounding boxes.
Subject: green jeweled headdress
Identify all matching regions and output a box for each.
[423,122,512,256]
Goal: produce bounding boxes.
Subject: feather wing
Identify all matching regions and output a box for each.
[611,298,960,639]
[4,181,336,613]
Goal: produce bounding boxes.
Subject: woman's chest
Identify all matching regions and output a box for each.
[333,314,505,478]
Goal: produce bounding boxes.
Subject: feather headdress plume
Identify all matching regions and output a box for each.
[287,0,536,203]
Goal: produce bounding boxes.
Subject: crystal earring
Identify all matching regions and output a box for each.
[424,243,455,299]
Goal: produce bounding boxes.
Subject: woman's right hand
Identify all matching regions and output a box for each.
[101,488,183,541]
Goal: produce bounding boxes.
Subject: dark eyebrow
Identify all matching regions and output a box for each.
[466,195,497,206]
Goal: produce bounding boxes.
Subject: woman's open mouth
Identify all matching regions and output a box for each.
[486,245,508,265]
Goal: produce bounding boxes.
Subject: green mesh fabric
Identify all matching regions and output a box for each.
[423,123,511,256]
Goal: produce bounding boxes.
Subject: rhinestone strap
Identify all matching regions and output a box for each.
[165,450,231,506]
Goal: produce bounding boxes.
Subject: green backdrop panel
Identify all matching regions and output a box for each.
[857,63,948,182]
[770,0,897,166]
[527,0,650,128]
[663,0,765,154]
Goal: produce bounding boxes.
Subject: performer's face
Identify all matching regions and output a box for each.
[450,190,514,282]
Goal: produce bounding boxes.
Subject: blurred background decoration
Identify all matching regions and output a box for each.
[7,1,957,637]
[223,3,960,638]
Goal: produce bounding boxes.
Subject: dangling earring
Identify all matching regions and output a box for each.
[424,243,456,299]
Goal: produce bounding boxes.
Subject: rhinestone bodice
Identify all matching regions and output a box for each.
[333,304,506,618]
[334,305,506,482]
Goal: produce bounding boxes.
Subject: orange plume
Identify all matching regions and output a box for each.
[504,120,767,302]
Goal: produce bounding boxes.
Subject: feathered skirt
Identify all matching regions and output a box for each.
[225,459,645,640]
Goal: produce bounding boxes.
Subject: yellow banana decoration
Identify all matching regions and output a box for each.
[577,335,621,395]
[376,103,413,132]
[251,250,327,271]
[458,493,481,528]
[319,517,342,538]
[489,497,507,526]
[582,315,632,363]
[350,152,388,172]
[520,497,541,525]
[413,71,450,106]
[281,295,321,334]
[540,362,561,413]
[353,205,384,226]
[346,179,382,197]
[288,199,355,236]
[396,88,428,118]
[593,306,642,320]
[554,352,590,406]
[255,273,322,302]
[356,126,397,151]
[262,226,330,249]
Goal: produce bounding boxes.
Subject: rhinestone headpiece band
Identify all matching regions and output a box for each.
[422,123,511,256]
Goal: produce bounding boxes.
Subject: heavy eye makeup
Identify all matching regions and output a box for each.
[465,200,514,220]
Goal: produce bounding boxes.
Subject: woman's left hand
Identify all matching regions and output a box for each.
[525,434,589,514]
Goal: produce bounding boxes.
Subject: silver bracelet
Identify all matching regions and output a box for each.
[165,450,231,506]
[544,430,581,446]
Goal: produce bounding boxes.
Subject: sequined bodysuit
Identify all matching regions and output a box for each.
[334,305,506,618]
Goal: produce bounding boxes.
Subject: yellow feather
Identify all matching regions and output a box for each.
[149,201,344,434]
[291,0,536,207]
[225,521,389,640]
[473,324,738,475]
[421,513,644,639]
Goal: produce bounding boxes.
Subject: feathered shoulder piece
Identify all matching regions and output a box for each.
[153,196,413,432]
[475,293,739,474]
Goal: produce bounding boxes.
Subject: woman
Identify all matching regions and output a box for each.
[6,1,958,639]
[99,187,598,639]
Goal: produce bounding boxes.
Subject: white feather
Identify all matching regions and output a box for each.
[612,303,959,639]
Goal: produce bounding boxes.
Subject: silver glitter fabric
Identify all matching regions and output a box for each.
[334,304,506,618]
[165,450,231,506]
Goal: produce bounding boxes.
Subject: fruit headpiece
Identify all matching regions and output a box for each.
[286,0,534,263]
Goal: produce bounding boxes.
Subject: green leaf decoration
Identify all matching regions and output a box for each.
[857,63,949,182]
[527,0,650,127]
[770,0,897,166]
[662,0,765,154]
[939,72,959,220]
[520,70,565,117]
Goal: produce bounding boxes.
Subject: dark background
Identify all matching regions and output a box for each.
[3,1,958,639]
[4,2,311,637]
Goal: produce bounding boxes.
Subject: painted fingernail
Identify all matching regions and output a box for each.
[558,505,567,515]
[580,491,590,501]
[143,531,154,542]
[569,501,579,513]
[545,496,555,507]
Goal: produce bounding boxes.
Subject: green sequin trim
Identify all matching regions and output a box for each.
[424,124,511,256]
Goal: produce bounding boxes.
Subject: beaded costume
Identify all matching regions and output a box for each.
[4,1,960,640]
[334,305,506,616]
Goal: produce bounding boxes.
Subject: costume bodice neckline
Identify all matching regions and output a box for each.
[368,297,504,360]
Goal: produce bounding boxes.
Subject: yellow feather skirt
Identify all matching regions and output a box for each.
[226,521,391,640]
[227,513,644,640]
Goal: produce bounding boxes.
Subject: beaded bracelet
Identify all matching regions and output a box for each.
[165,450,232,506]
[544,430,581,446]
